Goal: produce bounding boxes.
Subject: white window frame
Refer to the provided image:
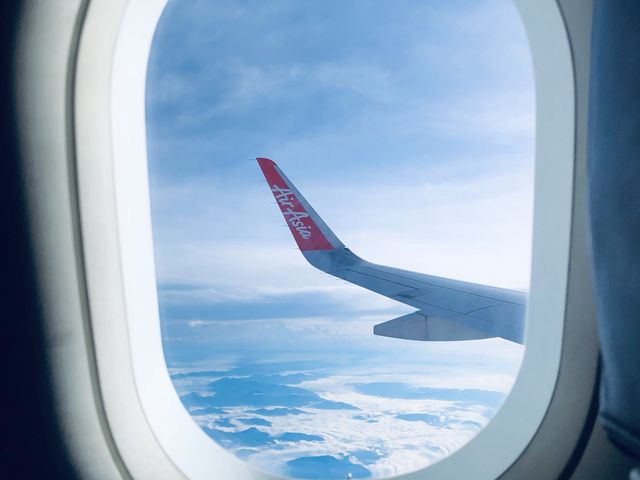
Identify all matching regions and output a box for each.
[16,0,603,478]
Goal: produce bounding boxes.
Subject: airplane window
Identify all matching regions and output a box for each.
[146,0,533,478]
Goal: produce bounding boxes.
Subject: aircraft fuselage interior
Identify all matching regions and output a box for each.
[2,0,640,479]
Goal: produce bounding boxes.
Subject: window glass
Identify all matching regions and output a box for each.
[146,1,533,478]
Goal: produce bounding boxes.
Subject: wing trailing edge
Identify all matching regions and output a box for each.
[373,311,494,342]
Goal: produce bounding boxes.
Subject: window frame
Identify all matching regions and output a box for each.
[15,0,601,478]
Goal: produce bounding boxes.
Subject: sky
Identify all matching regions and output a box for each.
[145,1,534,478]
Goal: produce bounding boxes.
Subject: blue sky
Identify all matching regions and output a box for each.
[146,0,533,477]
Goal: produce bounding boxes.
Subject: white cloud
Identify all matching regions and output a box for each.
[187,319,206,327]
[183,363,517,478]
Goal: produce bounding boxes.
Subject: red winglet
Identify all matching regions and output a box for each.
[257,158,335,251]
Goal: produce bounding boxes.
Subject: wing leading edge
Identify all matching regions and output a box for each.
[257,157,526,344]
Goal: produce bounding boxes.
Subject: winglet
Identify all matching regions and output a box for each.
[257,158,343,251]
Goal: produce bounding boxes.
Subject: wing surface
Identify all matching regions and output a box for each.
[257,157,526,344]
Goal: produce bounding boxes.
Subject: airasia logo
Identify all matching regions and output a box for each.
[271,185,312,239]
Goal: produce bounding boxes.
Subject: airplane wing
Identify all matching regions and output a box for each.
[257,157,526,344]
